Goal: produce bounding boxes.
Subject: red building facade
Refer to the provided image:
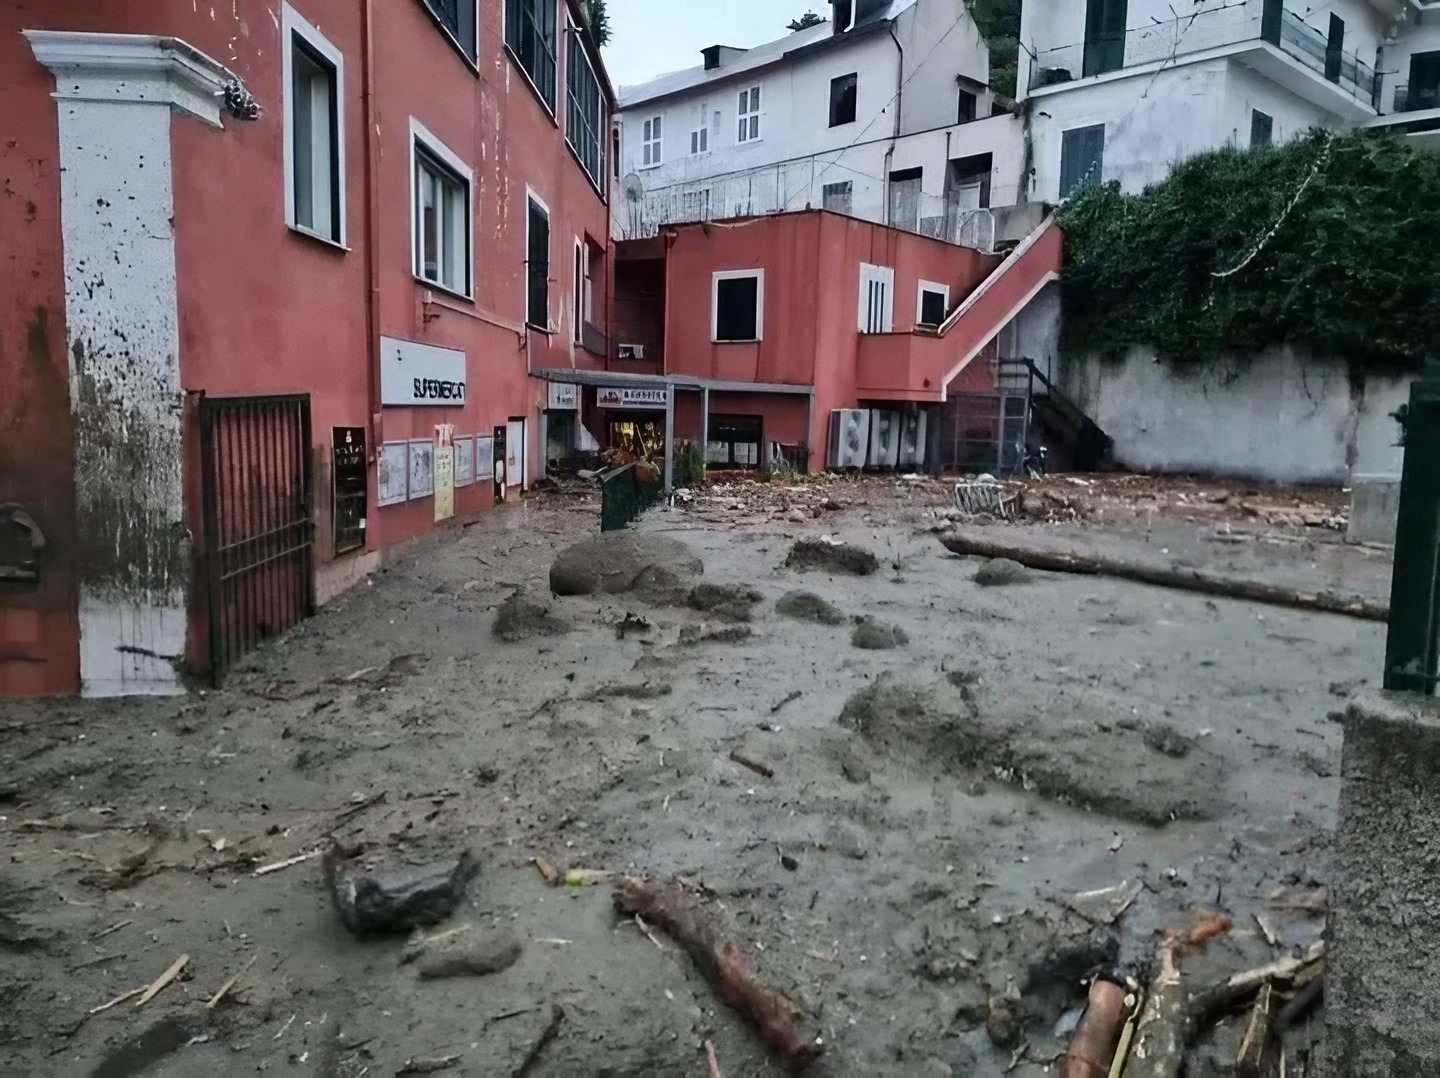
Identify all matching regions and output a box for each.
[0,0,614,695]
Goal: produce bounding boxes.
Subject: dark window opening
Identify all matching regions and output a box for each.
[707,415,762,469]
[612,126,621,178]
[420,0,477,62]
[1407,50,1440,111]
[1324,13,1344,84]
[957,89,977,124]
[1250,109,1274,148]
[919,288,947,327]
[566,25,605,185]
[715,276,760,341]
[1083,0,1127,77]
[1059,124,1104,197]
[832,0,854,35]
[887,166,923,230]
[829,72,858,126]
[945,152,992,210]
[823,180,853,214]
[527,197,550,328]
[506,0,558,109]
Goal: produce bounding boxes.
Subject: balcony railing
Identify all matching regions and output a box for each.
[1395,83,1440,113]
[1028,1,1375,109]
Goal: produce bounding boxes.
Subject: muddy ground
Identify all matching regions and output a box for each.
[1,475,1386,1077]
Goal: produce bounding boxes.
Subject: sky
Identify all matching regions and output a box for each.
[600,0,828,88]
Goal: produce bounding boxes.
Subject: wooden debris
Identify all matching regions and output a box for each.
[705,1038,723,1078]
[1235,982,1275,1078]
[1276,974,1325,1030]
[136,953,189,1007]
[1126,913,1232,1078]
[1254,913,1280,948]
[937,534,1388,622]
[206,954,257,1009]
[1188,942,1325,1029]
[532,857,560,886]
[728,750,774,779]
[562,868,613,887]
[332,790,387,824]
[399,1053,462,1074]
[770,690,802,714]
[253,848,322,876]
[88,986,146,1015]
[1060,979,1129,1078]
[614,878,823,1069]
[511,1004,565,1077]
[91,919,133,940]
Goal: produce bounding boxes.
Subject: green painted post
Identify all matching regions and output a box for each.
[1384,360,1440,693]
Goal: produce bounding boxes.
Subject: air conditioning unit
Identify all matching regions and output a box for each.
[898,410,928,469]
[617,343,646,360]
[869,409,901,470]
[828,409,870,469]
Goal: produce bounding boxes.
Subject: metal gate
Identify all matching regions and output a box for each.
[200,395,315,685]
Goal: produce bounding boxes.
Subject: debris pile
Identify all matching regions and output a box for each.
[785,538,880,576]
[549,532,703,597]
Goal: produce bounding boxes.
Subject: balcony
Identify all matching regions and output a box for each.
[1027,1,1378,120]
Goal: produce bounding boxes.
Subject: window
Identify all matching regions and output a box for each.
[887,166,922,230]
[642,115,663,167]
[957,88,977,124]
[1083,0,1127,78]
[690,102,710,154]
[565,20,605,185]
[738,85,762,142]
[917,281,949,327]
[1059,124,1105,197]
[506,0,558,110]
[527,194,550,329]
[707,415,762,469]
[822,181,853,215]
[1250,109,1273,148]
[832,0,855,35]
[420,0,478,63]
[1324,13,1345,84]
[411,121,472,297]
[946,152,992,210]
[858,263,894,334]
[681,188,711,221]
[284,7,344,245]
[572,241,588,342]
[712,270,764,342]
[829,73,857,127]
[1408,51,1440,111]
[612,125,622,177]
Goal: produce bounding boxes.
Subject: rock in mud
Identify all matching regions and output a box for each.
[323,846,478,937]
[775,590,845,625]
[852,618,909,650]
[985,994,1024,1047]
[550,533,703,597]
[492,589,570,642]
[973,558,1034,587]
[402,923,523,980]
[591,679,673,699]
[785,538,880,577]
[686,582,763,622]
[679,624,753,646]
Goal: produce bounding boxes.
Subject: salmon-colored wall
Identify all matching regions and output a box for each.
[673,391,811,459]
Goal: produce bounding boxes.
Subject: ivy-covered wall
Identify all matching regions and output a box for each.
[1057,132,1440,375]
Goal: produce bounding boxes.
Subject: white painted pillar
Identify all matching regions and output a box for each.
[27,32,232,697]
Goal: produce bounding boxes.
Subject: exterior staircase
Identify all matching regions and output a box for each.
[1000,359,1114,472]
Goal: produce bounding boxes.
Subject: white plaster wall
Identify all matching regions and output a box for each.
[1377,11,1440,114]
[894,0,990,136]
[56,97,188,696]
[886,112,1028,209]
[1060,346,1415,484]
[1222,62,1342,144]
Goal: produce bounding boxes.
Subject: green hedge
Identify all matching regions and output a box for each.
[1057,131,1440,374]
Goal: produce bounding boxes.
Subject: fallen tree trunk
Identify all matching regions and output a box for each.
[938,534,1387,622]
[614,878,823,1071]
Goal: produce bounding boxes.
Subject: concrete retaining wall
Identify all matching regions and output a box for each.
[1327,694,1440,1074]
[1058,347,1413,486]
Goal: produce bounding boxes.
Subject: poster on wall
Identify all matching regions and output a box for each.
[408,439,434,500]
[454,436,475,487]
[378,442,408,506]
[332,426,368,555]
[476,436,495,480]
[433,424,455,522]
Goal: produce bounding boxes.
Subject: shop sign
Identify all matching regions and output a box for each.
[596,385,670,409]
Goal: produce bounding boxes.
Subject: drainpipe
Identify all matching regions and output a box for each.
[362,0,381,449]
[882,23,904,222]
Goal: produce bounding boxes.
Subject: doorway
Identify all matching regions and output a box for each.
[506,418,526,490]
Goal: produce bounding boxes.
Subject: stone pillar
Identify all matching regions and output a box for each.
[26,32,232,696]
[1326,692,1440,1074]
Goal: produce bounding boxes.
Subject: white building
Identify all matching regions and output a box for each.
[1017,0,1440,203]
[611,0,1024,243]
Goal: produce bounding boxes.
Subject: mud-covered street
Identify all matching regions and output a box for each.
[2,476,1387,1077]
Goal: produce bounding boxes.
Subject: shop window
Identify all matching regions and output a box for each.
[707,415,762,469]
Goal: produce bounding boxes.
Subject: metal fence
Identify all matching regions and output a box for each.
[1385,362,1440,694]
[600,462,663,532]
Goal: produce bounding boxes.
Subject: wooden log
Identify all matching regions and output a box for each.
[614,878,823,1070]
[1188,943,1325,1029]
[1236,982,1275,1078]
[1126,935,1189,1078]
[938,534,1388,622]
[1061,979,1130,1078]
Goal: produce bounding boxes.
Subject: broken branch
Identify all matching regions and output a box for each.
[511,1004,565,1077]
[253,848,322,876]
[206,954,257,1009]
[728,750,774,779]
[136,953,189,1007]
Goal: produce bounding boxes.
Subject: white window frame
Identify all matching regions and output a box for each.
[642,114,663,168]
[572,237,594,343]
[916,280,950,327]
[711,269,765,343]
[737,85,762,143]
[858,262,895,334]
[282,4,346,247]
[409,118,475,299]
[526,186,552,329]
[690,100,710,155]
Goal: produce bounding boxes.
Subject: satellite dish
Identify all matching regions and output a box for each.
[623,172,645,203]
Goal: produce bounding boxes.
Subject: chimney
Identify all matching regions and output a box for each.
[702,44,749,70]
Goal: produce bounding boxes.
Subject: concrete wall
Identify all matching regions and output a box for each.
[894,0,990,136]
[1059,346,1413,484]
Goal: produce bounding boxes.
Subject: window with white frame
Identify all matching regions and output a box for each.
[572,239,595,342]
[284,6,344,245]
[565,20,605,186]
[642,115,663,166]
[737,85,761,142]
[527,193,551,329]
[917,280,949,327]
[505,0,557,109]
[858,263,895,334]
[411,121,472,297]
[712,270,764,342]
[690,102,710,155]
[681,188,711,221]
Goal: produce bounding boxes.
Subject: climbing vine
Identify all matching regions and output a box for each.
[1057,131,1440,374]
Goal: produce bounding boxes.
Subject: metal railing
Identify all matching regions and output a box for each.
[1394,82,1440,114]
[1028,1,1376,109]
[599,462,662,532]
